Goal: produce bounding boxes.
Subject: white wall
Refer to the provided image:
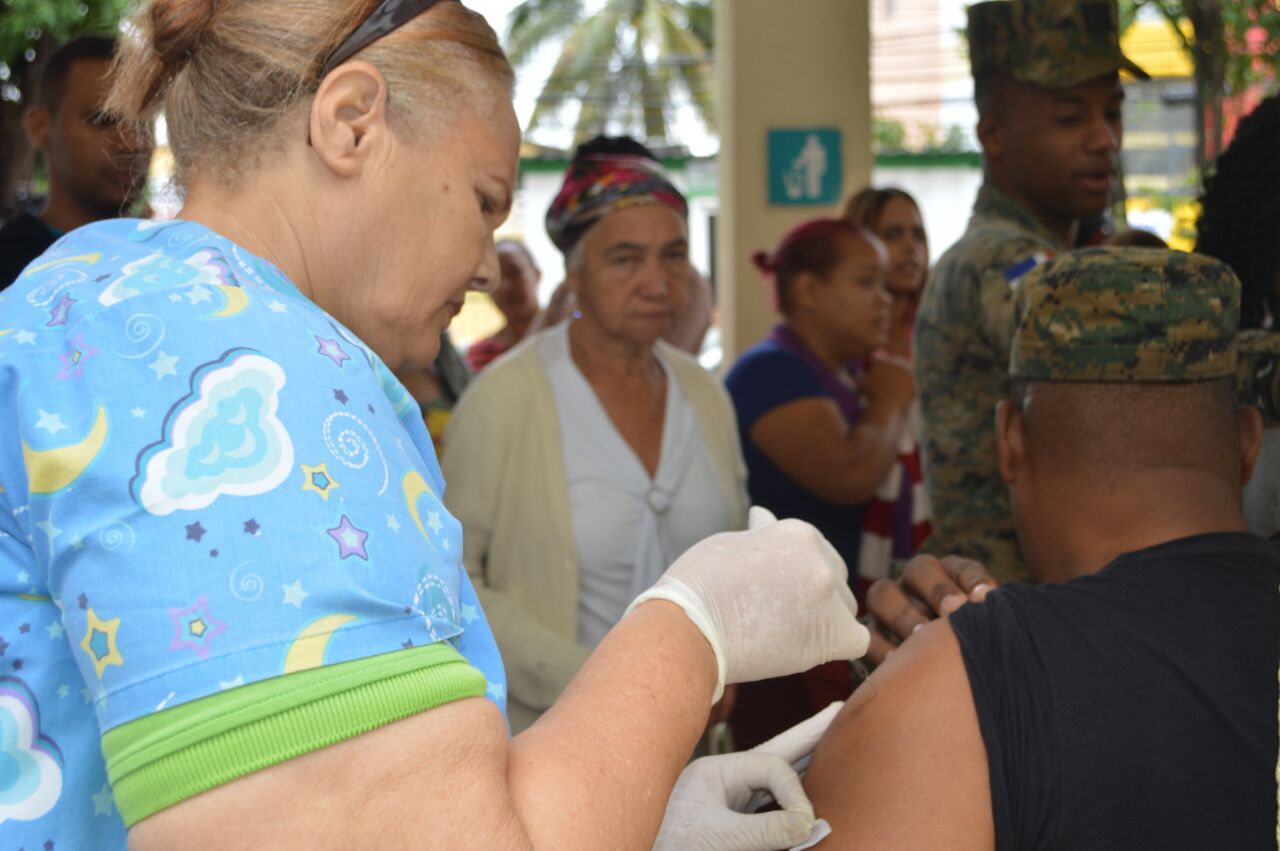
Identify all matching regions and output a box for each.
[871,163,982,258]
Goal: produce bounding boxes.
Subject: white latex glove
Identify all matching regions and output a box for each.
[627,506,869,700]
[653,702,844,851]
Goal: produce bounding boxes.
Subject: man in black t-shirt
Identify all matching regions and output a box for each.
[802,248,1278,848]
[0,35,151,290]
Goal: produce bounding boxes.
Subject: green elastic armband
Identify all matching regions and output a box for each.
[102,642,486,827]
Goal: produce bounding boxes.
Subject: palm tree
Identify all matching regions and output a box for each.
[505,0,714,146]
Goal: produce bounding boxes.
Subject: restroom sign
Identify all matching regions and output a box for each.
[768,128,842,206]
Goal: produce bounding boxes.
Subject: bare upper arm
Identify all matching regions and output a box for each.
[802,619,994,849]
[129,697,532,850]
[749,397,863,505]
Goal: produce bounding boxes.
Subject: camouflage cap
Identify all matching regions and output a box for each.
[1011,247,1240,383]
[969,0,1150,89]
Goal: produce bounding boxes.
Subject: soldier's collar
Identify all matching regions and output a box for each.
[974,183,1070,251]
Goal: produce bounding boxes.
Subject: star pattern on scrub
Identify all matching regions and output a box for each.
[300,462,339,500]
[315,336,351,367]
[46,294,75,328]
[0,218,508,848]
[167,596,228,659]
[55,335,97,381]
[79,609,123,679]
[327,515,370,561]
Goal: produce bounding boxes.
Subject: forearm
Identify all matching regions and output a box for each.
[838,402,909,502]
[509,600,717,848]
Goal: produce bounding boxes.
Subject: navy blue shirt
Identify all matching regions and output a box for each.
[726,337,865,576]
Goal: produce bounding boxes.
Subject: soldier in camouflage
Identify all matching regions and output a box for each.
[913,0,1148,581]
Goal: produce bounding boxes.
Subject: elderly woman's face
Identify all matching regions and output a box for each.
[494,243,541,320]
[571,204,692,349]
[353,97,521,372]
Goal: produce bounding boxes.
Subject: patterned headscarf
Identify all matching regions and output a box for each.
[545,138,688,255]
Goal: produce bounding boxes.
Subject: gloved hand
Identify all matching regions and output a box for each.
[627,506,869,700]
[653,702,844,851]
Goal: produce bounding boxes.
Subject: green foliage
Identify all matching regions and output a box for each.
[1116,0,1280,96]
[873,115,974,155]
[1219,2,1280,93]
[872,114,907,153]
[505,0,714,145]
[0,0,130,100]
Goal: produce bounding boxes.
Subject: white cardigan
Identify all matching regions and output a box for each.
[442,331,749,732]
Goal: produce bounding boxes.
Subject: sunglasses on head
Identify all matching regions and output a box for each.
[319,0,459,79]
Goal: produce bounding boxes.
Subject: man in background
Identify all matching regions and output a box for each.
[914,0,1146,581]
[0,34,151,290]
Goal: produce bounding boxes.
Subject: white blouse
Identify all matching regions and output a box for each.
[538,323,733,648]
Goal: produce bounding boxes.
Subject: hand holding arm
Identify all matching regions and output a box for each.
[865,554,996,667]
[654,702,845,851]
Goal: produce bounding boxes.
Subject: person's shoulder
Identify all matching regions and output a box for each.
[934,223,1056,283]
[657,339,714,385]
[659,340,736,412]
[457,329,546,403]
[3,219,276,326]
[725,338,811,386]
[1098,532,1280,599]
[804,617,995,848]
[0,211,54,244]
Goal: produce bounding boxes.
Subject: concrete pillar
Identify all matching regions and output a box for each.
[715,0,873,362]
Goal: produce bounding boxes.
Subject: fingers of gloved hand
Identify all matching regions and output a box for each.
[867,577,931,642]
[748,504,779,530]
[750,701,845,764]
[830,582,871,660]
[719,752,815,819]
[707,810,816,851]
[939,555,998,601]
[653,518,867,687]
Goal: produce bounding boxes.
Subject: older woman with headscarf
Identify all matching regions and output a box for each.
[443,136,749,732]
[0,3,869,849]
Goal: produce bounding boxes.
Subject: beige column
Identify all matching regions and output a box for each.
[715,0,873,362]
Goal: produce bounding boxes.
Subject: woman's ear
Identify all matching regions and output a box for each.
[791,271,821,312]
[308,60,390,178]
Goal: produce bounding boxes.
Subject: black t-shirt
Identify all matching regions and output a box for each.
[950,532,1279,849]
[0,212,59,291]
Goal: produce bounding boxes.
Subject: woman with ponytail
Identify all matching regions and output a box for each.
[0,2,867,848]
[725,217,916,747]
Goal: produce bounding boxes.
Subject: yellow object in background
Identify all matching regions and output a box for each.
[449,291,503,348]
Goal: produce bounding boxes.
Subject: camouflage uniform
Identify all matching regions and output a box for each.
[914,0,1147,582]
[1011,247,1239,384]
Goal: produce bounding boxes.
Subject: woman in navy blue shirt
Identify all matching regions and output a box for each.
[726,217,915,746]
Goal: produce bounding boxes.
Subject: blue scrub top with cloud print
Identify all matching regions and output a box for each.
[0,218,507,848]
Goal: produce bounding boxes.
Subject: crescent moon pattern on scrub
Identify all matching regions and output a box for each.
[0,218,508,849]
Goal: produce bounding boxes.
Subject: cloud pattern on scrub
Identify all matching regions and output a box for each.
[134,349,294,515]
[98,249,233,308]
[0,679,63,824]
